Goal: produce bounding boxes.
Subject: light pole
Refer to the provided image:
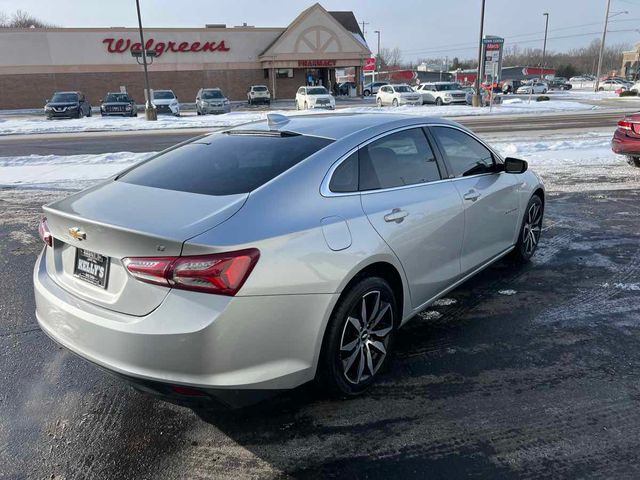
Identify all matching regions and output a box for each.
[374,30,381,82]
[595,2,628,91]
[473,0,486,107]
[135,0,156,120]
[541,13,549,80]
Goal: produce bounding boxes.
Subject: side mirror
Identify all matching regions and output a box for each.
[45,99,49,104]
[504,157,528,174]
[99,98,103,103]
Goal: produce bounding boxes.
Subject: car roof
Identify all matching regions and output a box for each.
[54,91,79,94]
[202,87,222,91]
[225,113,459,141]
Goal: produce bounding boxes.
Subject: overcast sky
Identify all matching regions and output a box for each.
[3,0,640,60]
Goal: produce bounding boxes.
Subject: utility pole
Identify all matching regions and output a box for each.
[595,0,611,92]
[135,0,156,120]
[541,13,549,80]
[374,30,381,82]
[361,20,369,37]
[473,0,486,107]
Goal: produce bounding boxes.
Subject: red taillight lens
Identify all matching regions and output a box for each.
[122,257,174,286]
[122,249,260,296]
[38,217,52,247]
[618,119,633,131]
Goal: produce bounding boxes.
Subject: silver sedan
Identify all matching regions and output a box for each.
[34,113,544,403]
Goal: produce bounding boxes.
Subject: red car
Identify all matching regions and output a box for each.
[612,113,640,167]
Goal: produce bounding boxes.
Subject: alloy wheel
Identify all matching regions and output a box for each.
[339,290,393,385]
[522,202,542,256]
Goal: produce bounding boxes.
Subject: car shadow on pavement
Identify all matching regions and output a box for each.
[177,189,640,478]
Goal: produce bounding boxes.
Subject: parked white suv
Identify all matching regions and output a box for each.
[376,84,422,107]
[295,86,335,110]
[247,85,271,105]
[416,82,467,105]
[152,90,180,116]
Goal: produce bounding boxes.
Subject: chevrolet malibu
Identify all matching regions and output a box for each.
[34,113,545,404]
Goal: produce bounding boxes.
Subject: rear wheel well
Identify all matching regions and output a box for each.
[339,262,404,321]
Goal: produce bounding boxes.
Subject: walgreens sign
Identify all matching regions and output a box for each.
[102,38,230,57]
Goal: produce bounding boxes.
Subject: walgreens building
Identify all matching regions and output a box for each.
[0,3,370,109]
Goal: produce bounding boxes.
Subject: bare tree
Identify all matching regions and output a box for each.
[0,9,55,28]
[378,47,403,70]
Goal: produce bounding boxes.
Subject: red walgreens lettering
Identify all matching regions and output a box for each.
[102,38,230,56]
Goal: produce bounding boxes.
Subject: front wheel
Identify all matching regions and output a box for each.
[317,277,397,397]
[511,195,544,262]
[392,98,399,107]
[435,97,443,106]
[598,87,604,92]
[363,89,371,97]
[376,97,382,107]
[304,102,308,110]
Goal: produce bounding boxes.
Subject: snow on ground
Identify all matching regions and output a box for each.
[0,151,154,190]
[0,132,638,192]
[0,100,596,136]
[493,134,640,192]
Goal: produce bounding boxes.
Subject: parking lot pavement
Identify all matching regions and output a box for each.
[1,177,640,478]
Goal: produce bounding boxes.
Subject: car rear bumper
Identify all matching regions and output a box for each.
[611,128,640,155]
[34,250,339,392]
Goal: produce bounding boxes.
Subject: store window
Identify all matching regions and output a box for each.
[276,69,294,79]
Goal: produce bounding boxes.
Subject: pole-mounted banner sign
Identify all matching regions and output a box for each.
[482,35,504,83]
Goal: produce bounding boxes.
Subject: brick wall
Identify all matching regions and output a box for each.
[0,68,311,109]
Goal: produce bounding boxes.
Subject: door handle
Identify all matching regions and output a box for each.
[463,189,481,202]
[384,208,409,223]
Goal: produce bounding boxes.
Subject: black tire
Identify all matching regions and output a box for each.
[511,195,544,262]
[317,276,397,397]
[376,97,382,108]
[435,97,443,106]
[627,156,640,168]
[363,89,371,97]
[87,108,92,117]
[392,98,399,107]
[598,87,604,92]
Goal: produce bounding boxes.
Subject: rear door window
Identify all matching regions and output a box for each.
[118,133,333,196]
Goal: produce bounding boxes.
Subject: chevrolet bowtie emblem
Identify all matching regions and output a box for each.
[68,227,86,241]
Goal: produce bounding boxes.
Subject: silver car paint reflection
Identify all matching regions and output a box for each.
[34,113,544,392]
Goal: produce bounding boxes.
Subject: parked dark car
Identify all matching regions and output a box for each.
[100,92,137,117]
[501,80,522,94]
[338,81,356,96]
[611,113,640,167]
[44,91,92,119]
[548,79,572,91]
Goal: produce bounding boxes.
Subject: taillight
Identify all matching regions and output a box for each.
[122,249,260,296]
[618,119,633,131]
[38,217,52,247]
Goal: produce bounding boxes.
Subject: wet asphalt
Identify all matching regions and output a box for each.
[1,174,640,478]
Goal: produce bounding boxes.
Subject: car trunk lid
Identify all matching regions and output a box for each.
[43,180,247,316]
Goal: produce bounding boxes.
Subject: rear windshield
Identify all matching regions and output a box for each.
[252,86,268,91]
[118,133,333,196]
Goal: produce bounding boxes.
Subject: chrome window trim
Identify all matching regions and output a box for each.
[320,123,504,198]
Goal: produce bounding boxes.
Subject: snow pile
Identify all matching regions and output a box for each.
[0,151,153,189]
[0,100,596,136]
